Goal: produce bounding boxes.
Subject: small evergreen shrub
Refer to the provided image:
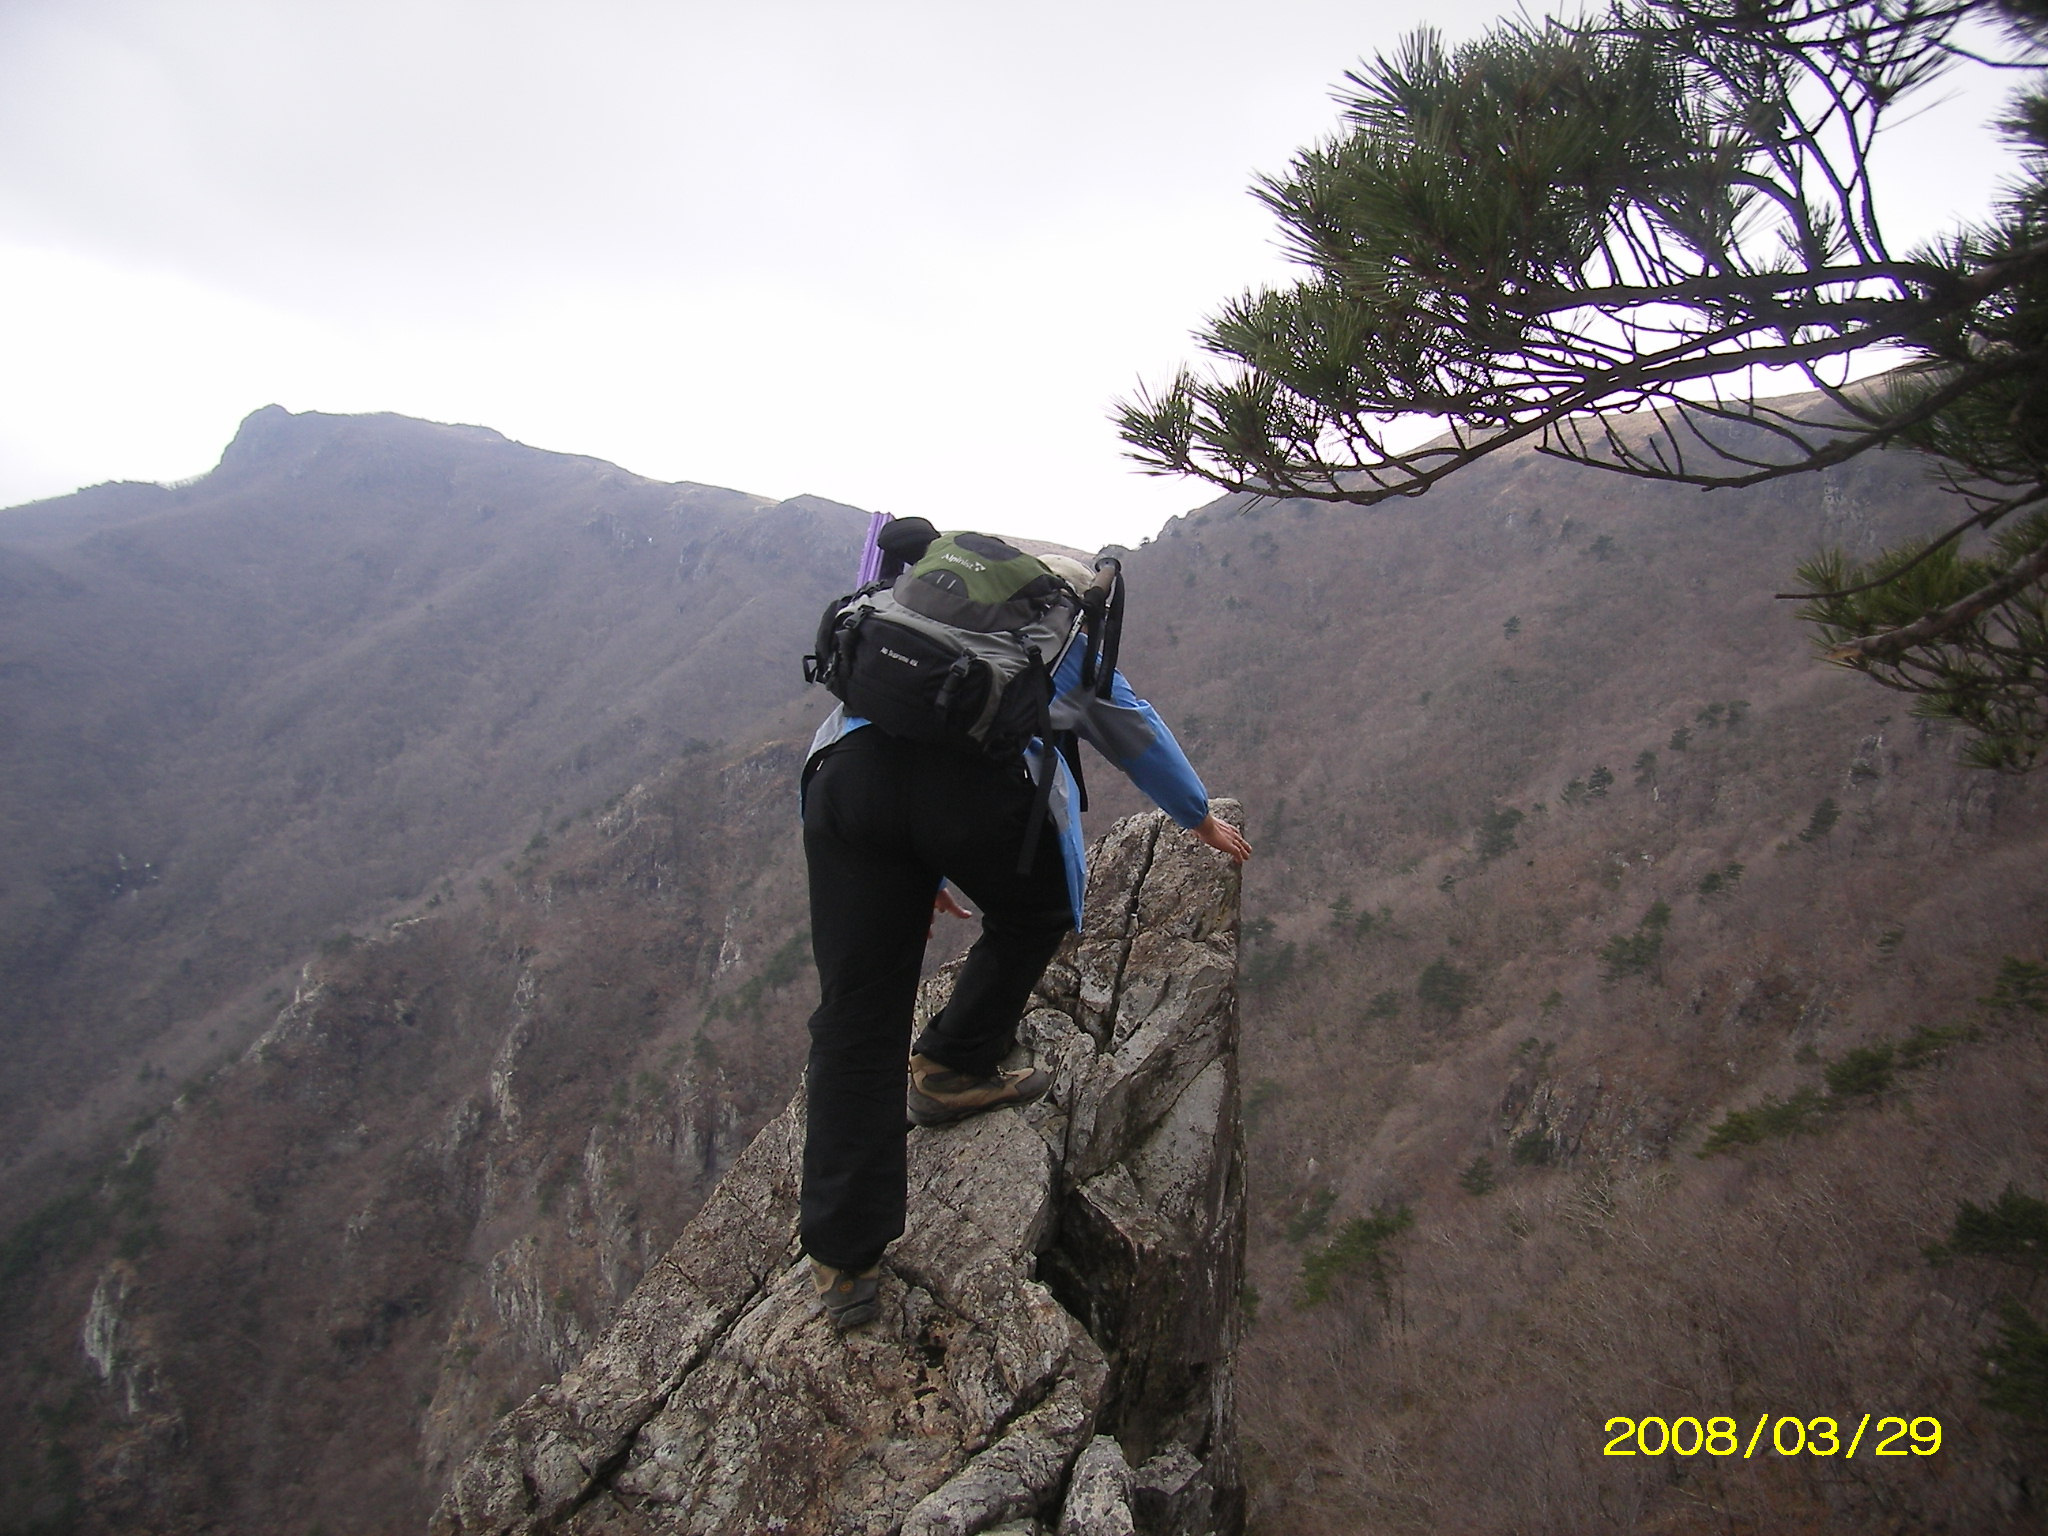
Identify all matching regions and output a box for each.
[1418,958,1477,1014]
[1702,1026,1967,1156]
[1285,1185,1337,1244]
[1895,1023,1969,1069]
[1984,1303,2048,1424]
[1244,1078,1283,1128]
[1476,807,1525,861]
[1698,1088,1830,1152]
[1925,1188,2048,1425]
[1799,797,1841,843]
[1459,1155,1497,1196]
[1242,941,1299,992]
[1300,1205,1415,1306]
[1824,1043,1896,1098]
[1983,957,2048,1015]
[1600,902,1672,981]
[710,930,811,1020]
[1349,904,1391,938]
[1364,989,1403,1021]
[1927,1186,2048,1269]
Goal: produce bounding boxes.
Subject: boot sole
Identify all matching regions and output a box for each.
[821,1296,879,1330]
[907,1078,1050,1128]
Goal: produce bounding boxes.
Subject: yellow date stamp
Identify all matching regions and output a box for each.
[1603,1415,1942,1458]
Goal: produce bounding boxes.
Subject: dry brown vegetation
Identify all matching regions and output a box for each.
[0,737,833,1533]
[1098,445,2048,1533]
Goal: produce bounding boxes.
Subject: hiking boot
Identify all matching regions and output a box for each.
[907,1053,1052,1128]
[810,1260,882,1330]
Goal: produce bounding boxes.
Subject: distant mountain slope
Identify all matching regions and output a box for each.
[0,406,867,1187]
[1094,444,2048,1534]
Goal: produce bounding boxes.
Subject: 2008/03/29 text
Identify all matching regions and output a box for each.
[1604,1415,1941,1458]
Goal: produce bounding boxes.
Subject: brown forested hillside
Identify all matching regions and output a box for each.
[0,406,865,1199]
[3,409,2045,1535]
[1099,442,2048,1533]
[1,734,834,1534]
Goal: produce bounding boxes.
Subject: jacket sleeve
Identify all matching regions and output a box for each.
[1048,650,1211,829]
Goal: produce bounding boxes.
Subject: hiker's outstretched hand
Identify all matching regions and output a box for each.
[930,886,974,937]
[1192,814,1252,864]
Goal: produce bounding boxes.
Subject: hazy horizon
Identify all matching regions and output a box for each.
[0,0,2021,551]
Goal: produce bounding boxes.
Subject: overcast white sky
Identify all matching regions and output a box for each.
[0,0,2021,551]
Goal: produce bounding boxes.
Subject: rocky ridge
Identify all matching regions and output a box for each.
[434,804,1247,1536]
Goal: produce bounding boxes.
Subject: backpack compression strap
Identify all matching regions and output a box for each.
[1017,645,1057,875]
[1057,733,1088,815]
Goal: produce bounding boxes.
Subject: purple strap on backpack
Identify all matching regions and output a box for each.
[855,511,890,587]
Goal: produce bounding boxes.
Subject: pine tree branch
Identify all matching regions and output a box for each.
[1826,541,2048,663]
[1776,489,2045,599]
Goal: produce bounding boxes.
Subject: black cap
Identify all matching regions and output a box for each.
[876,516,939,563]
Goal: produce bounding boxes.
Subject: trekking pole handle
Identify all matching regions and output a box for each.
[854,511,891,588]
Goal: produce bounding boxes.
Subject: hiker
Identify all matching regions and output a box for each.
[798,517,1250,1328]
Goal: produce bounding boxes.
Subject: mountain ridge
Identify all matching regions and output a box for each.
[0,405,868,1197]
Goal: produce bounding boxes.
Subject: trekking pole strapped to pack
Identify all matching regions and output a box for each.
[854,511,890,588]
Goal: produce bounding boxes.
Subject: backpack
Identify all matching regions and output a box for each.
[803,531,1082,760]
[803,530,1123,873]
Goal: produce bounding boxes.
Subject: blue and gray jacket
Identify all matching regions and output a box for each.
[803,640,1211,929]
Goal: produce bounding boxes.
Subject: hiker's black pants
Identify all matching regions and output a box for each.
[799,726,1071,1272]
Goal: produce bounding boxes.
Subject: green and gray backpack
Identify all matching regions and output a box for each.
[804,531,1082,760]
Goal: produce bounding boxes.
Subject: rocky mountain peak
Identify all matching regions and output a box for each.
[211,403,514,482]
[433,803,1247,1536]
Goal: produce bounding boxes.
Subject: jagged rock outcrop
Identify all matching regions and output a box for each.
[433,804,1245,1536]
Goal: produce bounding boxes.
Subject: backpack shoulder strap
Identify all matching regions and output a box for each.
[1079,559,1124,700]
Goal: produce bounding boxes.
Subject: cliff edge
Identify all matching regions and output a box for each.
[432,804,1246,1536]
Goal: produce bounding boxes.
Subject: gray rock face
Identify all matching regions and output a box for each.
[433,805,1245,1536]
